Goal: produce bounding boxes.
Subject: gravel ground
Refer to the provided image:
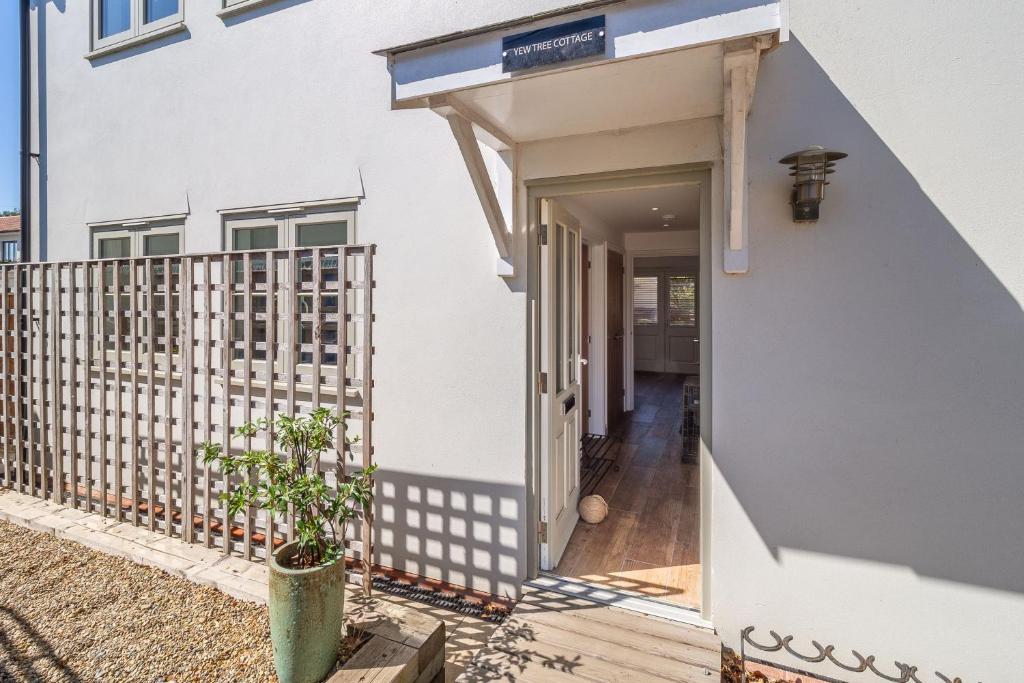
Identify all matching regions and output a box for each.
[0,519,277,683]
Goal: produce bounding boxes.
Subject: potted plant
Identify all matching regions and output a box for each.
[200,408,376,683]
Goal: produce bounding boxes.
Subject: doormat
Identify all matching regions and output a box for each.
[580,433,620,497]
[371,574,512,624]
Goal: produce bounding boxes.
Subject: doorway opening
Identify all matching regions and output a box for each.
[532,170,708,617]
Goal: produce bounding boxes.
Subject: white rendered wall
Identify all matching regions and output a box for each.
[27,0,1024,676]
[28,0,615,598]
[708,2,1024,680]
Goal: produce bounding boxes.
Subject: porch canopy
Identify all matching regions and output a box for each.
[375,0,788,273]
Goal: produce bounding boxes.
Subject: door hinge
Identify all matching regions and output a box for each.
[587,409,592,418]
[538,521,548,543]
[539,224,548,246]
[538,372,548,394]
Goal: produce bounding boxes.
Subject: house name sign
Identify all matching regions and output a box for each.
[502,16,606,73]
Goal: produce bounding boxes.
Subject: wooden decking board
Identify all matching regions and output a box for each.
[458,586,720,683]
[498,616,717,679]
[461,650,587,683]
[517,590,720,651]
[475,634,682,683]
[505,608,720,669]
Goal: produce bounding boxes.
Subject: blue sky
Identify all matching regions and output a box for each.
[0,1,20,213]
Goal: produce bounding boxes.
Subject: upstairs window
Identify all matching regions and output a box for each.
[92,0,184,54]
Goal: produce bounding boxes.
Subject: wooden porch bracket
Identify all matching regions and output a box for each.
[432,95,515,274]
[723,35,774,274]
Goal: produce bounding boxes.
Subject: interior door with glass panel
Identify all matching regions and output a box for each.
[665,268,699,374]
[539,199,583,570]
[633,273,663,372]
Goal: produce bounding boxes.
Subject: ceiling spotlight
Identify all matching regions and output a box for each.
[651,207,659,211]
[663,223,669,227]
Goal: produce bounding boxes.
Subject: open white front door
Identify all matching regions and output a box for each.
[539,199,582,570]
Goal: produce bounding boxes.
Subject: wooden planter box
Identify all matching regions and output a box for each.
[327,597,445,683]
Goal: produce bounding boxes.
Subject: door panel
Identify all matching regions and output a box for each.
[633,273,664,372]
[607,250,624,432]
[540,199,582,570]
[664,269,699,374]
[581,244,590,433]
[635,335,661,365]
[634,265,699,375]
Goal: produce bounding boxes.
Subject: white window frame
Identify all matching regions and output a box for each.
[1,240,18,263]
[221,201,357,395]
[222,206,356,251]
[90,0,185,57]
[90,220,185,259]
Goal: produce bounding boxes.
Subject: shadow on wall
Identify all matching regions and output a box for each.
[717,36,1024,595]
[373,469,526,599]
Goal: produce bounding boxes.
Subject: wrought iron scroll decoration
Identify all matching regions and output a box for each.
[740,627,979,683]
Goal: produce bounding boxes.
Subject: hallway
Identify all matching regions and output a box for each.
[555,372,700,609]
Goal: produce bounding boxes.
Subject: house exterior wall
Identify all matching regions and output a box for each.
[709,2,1024,680]
[27,0,598,598]
[26,0,1024,680]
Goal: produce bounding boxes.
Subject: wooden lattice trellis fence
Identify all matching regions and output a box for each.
[0,246,375,588]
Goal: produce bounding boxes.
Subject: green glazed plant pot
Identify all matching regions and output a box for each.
[269,541,346,683]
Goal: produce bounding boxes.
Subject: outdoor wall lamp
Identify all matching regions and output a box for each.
[779,145,847,222]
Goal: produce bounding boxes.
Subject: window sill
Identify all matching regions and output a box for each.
[85,22,187,61]
[217,0,281,19]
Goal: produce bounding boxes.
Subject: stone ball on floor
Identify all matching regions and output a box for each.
[579,495,608,524]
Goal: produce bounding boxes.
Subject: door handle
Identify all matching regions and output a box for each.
[612,334,624,341]
[580,358,589,366]
[693,338,700,343]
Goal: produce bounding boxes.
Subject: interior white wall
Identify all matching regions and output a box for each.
[625,229,699,254]
[586,242,609,435]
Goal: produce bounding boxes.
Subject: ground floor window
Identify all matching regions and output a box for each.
[91,222,183,259]
[89,220,184,352]
[223,204,355,364]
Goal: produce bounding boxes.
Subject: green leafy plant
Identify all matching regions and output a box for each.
[200,408,376,569]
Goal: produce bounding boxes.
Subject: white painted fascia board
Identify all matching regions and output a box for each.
[390,0,782,103]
